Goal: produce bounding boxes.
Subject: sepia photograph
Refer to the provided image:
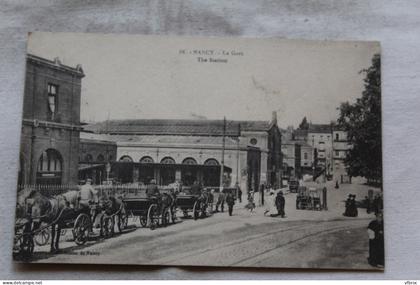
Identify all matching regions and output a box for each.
[13,32,382,270]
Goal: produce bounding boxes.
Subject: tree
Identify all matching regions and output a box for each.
[337,54,381,184]
[299,116,309,130]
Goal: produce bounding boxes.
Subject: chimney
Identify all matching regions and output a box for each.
[271,111,277,125]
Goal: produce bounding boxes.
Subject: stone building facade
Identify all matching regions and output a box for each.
[332,128,351,183]
[18,54,84,186]
[84,114,282,192]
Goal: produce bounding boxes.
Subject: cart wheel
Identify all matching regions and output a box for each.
[34,227,50,246]
[193,201,200,220]
[73,213,91,245]
[171,208,177,224]
[147,204,157,230]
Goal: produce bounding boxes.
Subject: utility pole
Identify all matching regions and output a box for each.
[235,123,241,199]
[219,117,226,193]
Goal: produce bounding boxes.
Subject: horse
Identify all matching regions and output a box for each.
[215,191,226,212]
[98,194,126,236]
[161,191,177,224]
[16,189,98,253]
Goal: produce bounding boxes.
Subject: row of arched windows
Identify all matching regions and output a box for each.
[83,153,112,163]
[118,155,219,166]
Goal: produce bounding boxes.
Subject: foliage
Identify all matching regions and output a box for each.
[299,116,309,130]
[337,54,382,184]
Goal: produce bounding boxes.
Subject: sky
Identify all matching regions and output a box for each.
[27,32,380,129]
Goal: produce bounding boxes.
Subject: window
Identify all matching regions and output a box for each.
[335,133,339,141]
[119,155,133,162]
[250,138,258,145]
[97,154,105,162]
[36,149,63,185]
[160,157,175,164]
[140,156,154,163]
[182,157,197,165]
[204,158,219,166]
[84,154,93,162]
[335,151,339,156]
[47,83,58,120]
[304,152,308,160]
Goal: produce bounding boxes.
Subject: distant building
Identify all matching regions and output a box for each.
[83,113,282,192]
[18,54,84,186]
[332,127,351,183]
[307,124,333,175]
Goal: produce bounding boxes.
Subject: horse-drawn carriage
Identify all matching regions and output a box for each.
[176,187,213,220]
[14,186,128,258]
[295,186,322,211]
[121,187,176,230]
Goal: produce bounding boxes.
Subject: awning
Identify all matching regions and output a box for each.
[78,163,105,171]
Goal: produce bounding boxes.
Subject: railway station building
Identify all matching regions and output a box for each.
[82,113,283,192]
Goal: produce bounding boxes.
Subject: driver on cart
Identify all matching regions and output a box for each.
[79,178,99,230]
[146,179,162,208]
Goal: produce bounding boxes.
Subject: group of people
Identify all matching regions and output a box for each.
[365,193,383,215]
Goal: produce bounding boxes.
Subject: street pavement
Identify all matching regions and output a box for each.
[23,181,382,270]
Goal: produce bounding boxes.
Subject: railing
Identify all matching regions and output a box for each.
[18,184,81,197]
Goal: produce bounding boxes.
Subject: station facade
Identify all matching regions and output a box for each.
[83,114,283,192]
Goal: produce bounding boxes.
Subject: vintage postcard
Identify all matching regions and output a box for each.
[13,32,383,269]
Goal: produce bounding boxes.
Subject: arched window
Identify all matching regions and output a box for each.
[97,154,105,162]
[182,157,197,165]
[204,158,219,166]
[36,149,63,185]
[84,154,93,163]
[160,157,175,164]
[140,156,154,163]
[119,155,133,162]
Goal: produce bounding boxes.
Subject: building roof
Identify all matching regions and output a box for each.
[80,132,116,145]
[110,134,239,147]
[83,119,274,136]
[307,123,332,134]
[27,54,85,77]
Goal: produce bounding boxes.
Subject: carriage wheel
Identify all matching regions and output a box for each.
[118,211,128,232]
[34,228,50,246]
[73,213,91,245]
[171,207,177,224]
[147,204,158,230]
[193,201,200,220]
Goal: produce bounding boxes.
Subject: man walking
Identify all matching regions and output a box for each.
[226,192,235,216]
[275,191,286,218]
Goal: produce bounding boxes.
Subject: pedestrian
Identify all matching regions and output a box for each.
[259,184,265,206]
[245,191,256,212]
[335,180,339,189]
[275,191,286,218]
[235,182,242,203]
[365,196,371,214]
[343,194,352,217]
[226,192,235,216]
[215,189,225,212]
[349,194,358,217]
[367,211,384,267]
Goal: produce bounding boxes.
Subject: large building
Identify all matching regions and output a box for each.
[307,124,333,175]
[18,54,84,186]
[83,113,282,192]
[332,127,351,183]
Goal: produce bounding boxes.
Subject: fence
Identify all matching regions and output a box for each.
[18,184,81,197]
